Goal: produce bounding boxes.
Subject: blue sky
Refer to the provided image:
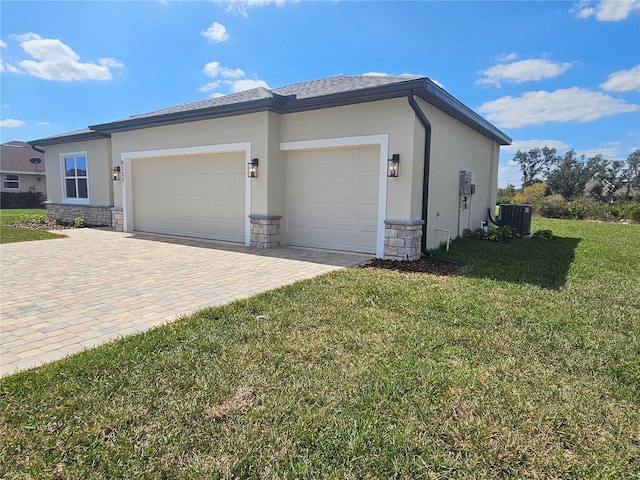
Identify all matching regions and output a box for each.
[1,0,639,187]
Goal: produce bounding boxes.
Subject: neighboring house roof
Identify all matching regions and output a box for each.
[0,141,45,174]
[30,75,511,146]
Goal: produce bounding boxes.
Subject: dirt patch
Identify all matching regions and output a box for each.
[362,258,460,275]
[205,387,257,421]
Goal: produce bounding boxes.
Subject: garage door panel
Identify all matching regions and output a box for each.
[132,153,245,242]
[287,146,379,254]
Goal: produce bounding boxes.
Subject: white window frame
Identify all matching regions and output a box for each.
[61,151,90,205]
[3,174,20,189]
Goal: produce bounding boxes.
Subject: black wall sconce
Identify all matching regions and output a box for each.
[112,166,121,181]
[248,158,259,178]
[387,154,400,177]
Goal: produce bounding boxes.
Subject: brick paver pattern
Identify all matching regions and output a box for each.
[1,229,370,376]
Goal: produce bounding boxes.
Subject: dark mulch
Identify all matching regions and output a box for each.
[4,222,74,231]
[362,258,460,275]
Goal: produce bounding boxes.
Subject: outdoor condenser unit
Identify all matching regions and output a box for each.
[498,204,533,236]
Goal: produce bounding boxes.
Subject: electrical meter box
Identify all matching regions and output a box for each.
[459,170,472,195]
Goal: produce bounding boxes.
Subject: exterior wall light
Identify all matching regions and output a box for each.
[112,166,121,181]
[387,154,400,177]
[248,158,259,178]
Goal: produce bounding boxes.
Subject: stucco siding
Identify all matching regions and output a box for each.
[111,112,269,213]
[42,138,112,206]
[417,98,498,248]
[281,98,419,222]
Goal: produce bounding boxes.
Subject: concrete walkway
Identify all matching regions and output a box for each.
[1,228,370,377]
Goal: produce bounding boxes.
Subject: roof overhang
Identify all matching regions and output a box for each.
[30,78,511,147]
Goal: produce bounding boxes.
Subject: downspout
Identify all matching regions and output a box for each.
[407,91,432,257]
[30,144,45,154]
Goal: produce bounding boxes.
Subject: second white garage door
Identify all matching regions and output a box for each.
[132,152,245,242]
[286,146,379,254]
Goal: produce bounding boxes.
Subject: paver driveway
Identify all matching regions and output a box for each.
[0,228,371,377]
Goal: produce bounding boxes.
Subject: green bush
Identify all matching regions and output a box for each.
[17,214,49,224]
[73,217,87,228]
[466,225,520,242]
[532,229,554,240]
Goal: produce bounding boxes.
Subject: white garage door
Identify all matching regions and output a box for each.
[132,153,245,242]
[286,146,379,254]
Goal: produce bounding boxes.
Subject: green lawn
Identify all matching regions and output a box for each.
[0,208,47,224]
[1,218,639,478]
[0,209,64,244]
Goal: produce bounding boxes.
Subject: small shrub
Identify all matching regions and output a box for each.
[565,200,587,219]
[465,225,520,242]
[17,214,48,224]
[533,229,554,240]
[73,217,87,228]
[628,204,640,223]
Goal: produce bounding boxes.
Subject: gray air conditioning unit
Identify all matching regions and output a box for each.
[498,204,533,236]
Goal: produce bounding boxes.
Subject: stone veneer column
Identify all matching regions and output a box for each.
[111,207,123,232]
[384,219,425,261]
[249,214,282,249]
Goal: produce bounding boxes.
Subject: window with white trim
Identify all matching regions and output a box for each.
[3,174,19,189]
[63,154,88,201]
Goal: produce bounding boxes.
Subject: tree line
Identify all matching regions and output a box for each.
[510,147,640,203]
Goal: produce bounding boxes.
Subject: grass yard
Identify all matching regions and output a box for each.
[1,218,639,478]
[0,209,64,244]
[0,208,47,224]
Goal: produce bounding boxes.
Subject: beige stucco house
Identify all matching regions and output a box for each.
[30,75,510,260]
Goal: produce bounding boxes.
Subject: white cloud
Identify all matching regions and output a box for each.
[221,0,287,18]
[477,59,572,87]
[0,60,21,74]
[0,40,6,48]
[498,160,522,188]
[430,78,445,89]
[362,71,391,77]
[0,118,25,127]
[498,52,519,62]
[198,81,222,92]
[199,61,269,95]
[479,87,640,128]
[600,65,640,92]
[203,61,245,79]
[8,32,122,81]
[202,22,229,42]
[501,139,570,154]
[36,121,50,126]
[228,78,270,92]
[576,142,624,159]
[572,0,640,21]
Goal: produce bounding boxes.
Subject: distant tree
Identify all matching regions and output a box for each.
[587,155,626,202]
[546,150,593,200]
[622,149,640,200]
[496,184,517,204]
[513,146,556,187]
[514,182,548,205]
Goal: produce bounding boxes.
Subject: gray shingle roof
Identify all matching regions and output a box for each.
[124,75,421,121]
[0,141,45,173]
[30,74,511,146]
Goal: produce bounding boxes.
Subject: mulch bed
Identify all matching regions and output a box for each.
[4,221,74,231]
[362,258,460,275]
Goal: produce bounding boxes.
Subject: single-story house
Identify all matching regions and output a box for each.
[0,140,46,195]
[30,75,511,260]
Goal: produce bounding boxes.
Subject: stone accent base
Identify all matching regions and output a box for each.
[46,203,113,227]
[249,215,281,248]
[384,219,424,261]
[111,207,123,232]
